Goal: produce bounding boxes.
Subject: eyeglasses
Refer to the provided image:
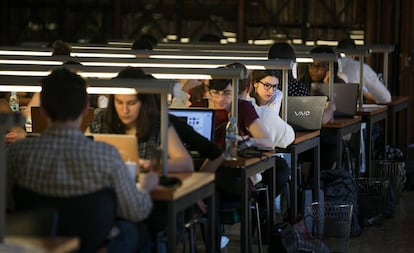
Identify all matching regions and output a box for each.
[258,80,278,91]
[308,63,328,71]
[210,89,232,98]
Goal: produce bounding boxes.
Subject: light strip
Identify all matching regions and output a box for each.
[71,52,135,58]
[152,74,211,80]
[0,60,62,65]
[0,50,51,56]
[87,87,137,94]
[149,55,267,60]
[0,85,41,92]
[0,71,51,76]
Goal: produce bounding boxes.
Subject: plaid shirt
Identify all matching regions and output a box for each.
[7,125,153,222]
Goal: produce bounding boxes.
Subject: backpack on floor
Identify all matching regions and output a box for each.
[320,169,362,237]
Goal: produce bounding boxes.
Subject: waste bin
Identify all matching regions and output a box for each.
[355,177,389,225]
[372,160,405,204]
[307,201,353,253]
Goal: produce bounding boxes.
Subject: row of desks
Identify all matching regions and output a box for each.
[1,97,407,253]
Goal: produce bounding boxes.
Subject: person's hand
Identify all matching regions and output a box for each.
[139,171,159,193]
[323,71,330,83]
[5,127,26,144]
[138,159,151,171]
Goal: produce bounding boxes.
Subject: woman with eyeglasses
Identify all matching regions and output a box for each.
[248,69,295,149]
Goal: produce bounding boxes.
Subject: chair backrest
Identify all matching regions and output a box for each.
[6,207,58,236]
[12,186,117,253]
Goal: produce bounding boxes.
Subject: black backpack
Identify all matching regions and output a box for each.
[320,169,362,237]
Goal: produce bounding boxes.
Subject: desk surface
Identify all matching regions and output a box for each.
[3,236,79,253]
[294,130,320,144]
[383,96,409,106]
[148,172,214,201]
[357,104,388,115]
[322,117,361,128]
[222,151,275,168]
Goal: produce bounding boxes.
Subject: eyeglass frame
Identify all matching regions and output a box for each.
[257,80,278,91]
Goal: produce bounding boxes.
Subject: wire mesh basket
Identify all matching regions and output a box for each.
[355,177,389,225]
[307,201,353,253]
[372,160,405,204]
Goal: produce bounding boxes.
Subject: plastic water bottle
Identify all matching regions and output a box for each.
[9,91,19,111]
[225,117,238,160]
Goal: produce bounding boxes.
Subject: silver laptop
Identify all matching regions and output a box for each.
[287,96,328,131]
[311,83,359,117]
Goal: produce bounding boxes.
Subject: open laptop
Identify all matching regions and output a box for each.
[31,106,94,133]
[311,82,359,117]
[169,108,215,141]
[287,96,328,131]
[90,134,139,166]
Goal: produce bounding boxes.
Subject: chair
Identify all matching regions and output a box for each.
[6,207,58,236]
[12,186,117,253]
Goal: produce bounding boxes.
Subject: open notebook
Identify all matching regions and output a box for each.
[31,106,94,133]
[287,96,328,131]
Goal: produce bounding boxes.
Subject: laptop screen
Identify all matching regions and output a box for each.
[169,108,215,141]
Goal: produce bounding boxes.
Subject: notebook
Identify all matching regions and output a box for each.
[31,106,94,133]
[169,108,215,141]
[287,96,328,131]
[311,82,359,117]
[90,134,139,166]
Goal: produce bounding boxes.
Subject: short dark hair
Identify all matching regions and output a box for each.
[51,40,71,56]
[268,42,296,60]
[225,62,250,94]
[40,68,87,122]
[208,79,231,91]
[337,38,356,49]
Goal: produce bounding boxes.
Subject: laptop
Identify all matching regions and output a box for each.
[169,108,215,141]
[90,134,139,166]
[287,96,328,131]
[311,82,359,117]
[31,106,94,133]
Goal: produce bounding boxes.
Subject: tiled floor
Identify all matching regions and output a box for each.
[187,159,414,253]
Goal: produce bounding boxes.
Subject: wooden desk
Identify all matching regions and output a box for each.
[322,117,362,177]
[275,131,320,223]
[1,236,79,253]
[381,96,409,156]
[357,105,388,176]
[149,172,215,253]
[222,152,276,253]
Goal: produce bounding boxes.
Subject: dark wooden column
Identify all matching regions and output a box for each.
[237,0,245,42]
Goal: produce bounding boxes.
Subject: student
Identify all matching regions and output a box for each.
[0,98,26,143]
[267,42,311,96]
[248,69,295,148]
[7,68,159,253]
[88,67,194,173]
[337,38,391,104]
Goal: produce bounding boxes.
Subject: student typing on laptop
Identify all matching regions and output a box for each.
[7,68,159,253]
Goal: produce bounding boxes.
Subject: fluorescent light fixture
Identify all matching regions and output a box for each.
[0,71,51,76]
[0,60,62,65]
[296,58,314,63]
[149,55,266,60]
[316,40,338,46]
[226,38,236,43]
[0,50,51,56]
[0,85,41,92]
[253,40,274,45]
[107,41,132,46]
[305,41,316,46]
[292,39,303,44]
[180,38,190,43]
[70,53,135,58]
[167,35,177,40]
[71,46,130,51]
[152,74,211,80]
[222,31,237,37]
[87,87,136,94]
[79,72,117,78]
